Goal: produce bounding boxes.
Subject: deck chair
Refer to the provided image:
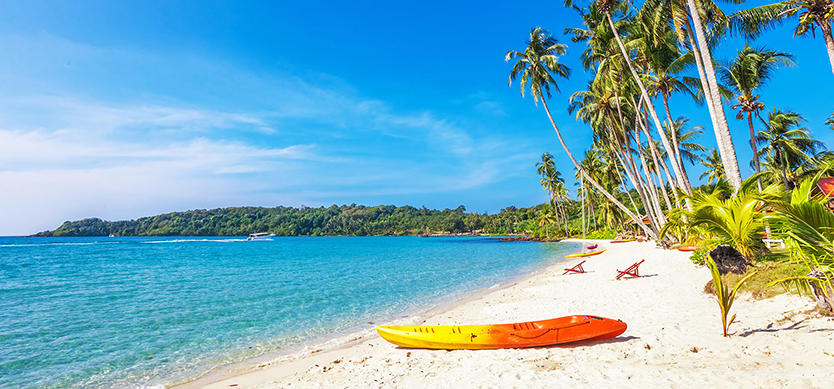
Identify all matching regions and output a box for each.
[563,260,587,275]
[616,260,645,280]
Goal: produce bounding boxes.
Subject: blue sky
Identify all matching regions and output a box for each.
[0,1,832,235]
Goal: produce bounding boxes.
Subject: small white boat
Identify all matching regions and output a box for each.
[247,232,275,241]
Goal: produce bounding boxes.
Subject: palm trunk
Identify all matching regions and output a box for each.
[604,11,690,196]
[686,0,743,192]
[614,159,641,217]
[747,112,763,192]
[635,129,666,227]
[615,139,660,234]
[778,147,790,190]
[820,19,834,76]
[609,101,661,235]
[661,93,692,193]
[632,95,680,209]
[581,177,586,239]
[539,93,659,240]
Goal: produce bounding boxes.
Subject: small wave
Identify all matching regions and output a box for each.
[142,239,247,244]
[0,242,106,248]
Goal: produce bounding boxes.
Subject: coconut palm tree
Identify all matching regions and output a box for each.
[757,109,823,189]
[638,0,746,192]
[665,117,707,183]
[538,208,558,239]
[642,42,701,190]
[536,152,562,206]
[700,149,726,185]
[732,1,834,76]
[718,44,795,190]
[506,27,659,240]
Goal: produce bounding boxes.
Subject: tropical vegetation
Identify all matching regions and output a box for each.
[505,0,834,327]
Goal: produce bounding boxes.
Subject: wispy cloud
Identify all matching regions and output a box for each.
[0,32,542,235]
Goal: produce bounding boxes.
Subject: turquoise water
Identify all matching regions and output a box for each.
[0,236,577,388]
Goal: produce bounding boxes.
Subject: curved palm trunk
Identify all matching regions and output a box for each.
[616,159,639,217]
[686,0,743,192]
[539,93,659,240]
[614,137,661,232]
[747,112,763,191]
[820,19,834,76]
[661,93,692,193]
[635,128,666,227]
[609,95,661,233]
[604,11,690,196]
[613,150,661,235]
[633,96,679,209]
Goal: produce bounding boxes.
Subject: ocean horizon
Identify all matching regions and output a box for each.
[0,236,577,388]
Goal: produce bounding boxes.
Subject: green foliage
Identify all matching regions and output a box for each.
[706,257,759,337]
[586,229,616,239]
[763,171,834,309]
[38,205,541,237]
[689,247,710,266]
[713,261,812,300]
[673,176,779,260]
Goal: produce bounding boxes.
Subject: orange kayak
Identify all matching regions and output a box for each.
[377,315,627,349]
[677,245,696,252]
[565,249,605,258]
[610,238,636,243]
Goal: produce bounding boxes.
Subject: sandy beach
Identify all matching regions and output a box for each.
[187,240,834,388]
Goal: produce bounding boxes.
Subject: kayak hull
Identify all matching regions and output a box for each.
[376,315,627,350]
[565,249,605,258]
[677,245,696,252]
[610,238,636,243]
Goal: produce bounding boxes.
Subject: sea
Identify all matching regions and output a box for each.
[0,236,578,388]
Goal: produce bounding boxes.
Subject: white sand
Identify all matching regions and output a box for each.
[186,240,834,388]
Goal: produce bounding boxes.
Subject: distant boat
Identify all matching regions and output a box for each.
[247,233,275,241]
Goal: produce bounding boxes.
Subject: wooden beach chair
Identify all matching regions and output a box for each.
[563,260,587,275]
[615,260,645,280]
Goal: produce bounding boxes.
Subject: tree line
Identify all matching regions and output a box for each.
[33,203,599,237]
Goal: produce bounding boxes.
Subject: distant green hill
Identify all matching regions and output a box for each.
[35,204,549,237]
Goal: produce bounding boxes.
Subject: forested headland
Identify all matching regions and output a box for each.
[33,203,601,237]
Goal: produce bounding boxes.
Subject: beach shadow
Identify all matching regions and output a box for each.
[617,274,658,280]
[738,319,808,337]
[547,335,640,349]
[391,336,640,352]
[562,271,596,275]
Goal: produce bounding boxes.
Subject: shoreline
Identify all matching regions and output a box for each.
[179,240,834,388]
[171,240,581,388]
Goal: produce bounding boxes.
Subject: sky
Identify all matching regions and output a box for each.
[0,0,832,235]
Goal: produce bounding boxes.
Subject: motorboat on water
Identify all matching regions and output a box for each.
[247,232,275,241]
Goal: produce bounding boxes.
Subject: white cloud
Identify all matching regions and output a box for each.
[0,33,541,234]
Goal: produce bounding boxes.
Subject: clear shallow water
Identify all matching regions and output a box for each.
[0,236,577,388]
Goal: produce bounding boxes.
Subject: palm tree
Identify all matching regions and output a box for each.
[665,117,707,183]
[718,44,795,189]
[552,181,571,235]
[506,27,658,240]
[638,0,745,192]
[643,45,701,189]
[536,152,562,206]
[603,0,692,195]
[538,208,558,239]
[700,149,726,185]
[733,1,834,76]
[687,177,779,260]
[536,152,568,231]
[828,110,834,130]
[757,109,823,189]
